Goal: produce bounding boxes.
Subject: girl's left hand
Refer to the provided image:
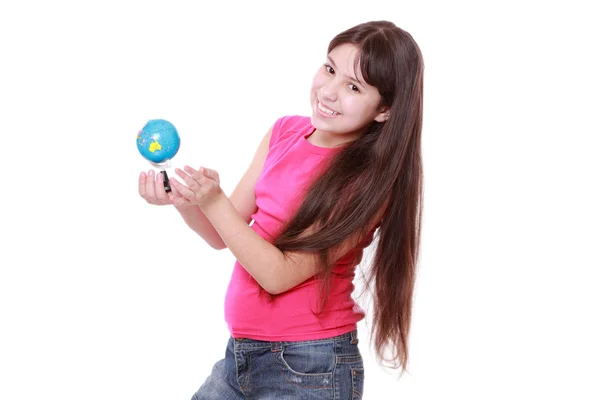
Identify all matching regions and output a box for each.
[171,165,223,208]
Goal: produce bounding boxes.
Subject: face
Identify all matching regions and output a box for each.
[310,43,389,141]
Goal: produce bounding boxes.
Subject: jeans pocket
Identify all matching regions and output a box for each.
[351,367,364,399]
[274,342,334,388]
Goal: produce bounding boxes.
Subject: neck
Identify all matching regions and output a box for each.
[310,129,361,148]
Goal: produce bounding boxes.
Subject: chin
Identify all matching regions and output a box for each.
[310,109,321,128]
[310,113,332,132]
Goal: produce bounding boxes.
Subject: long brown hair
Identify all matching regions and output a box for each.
[273,20,424,373]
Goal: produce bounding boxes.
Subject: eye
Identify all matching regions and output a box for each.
[324,64,335,74]
[349,84,360,93]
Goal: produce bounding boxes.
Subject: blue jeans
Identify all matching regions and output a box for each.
[191,330,364,399]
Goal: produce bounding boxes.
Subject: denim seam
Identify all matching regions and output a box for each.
[272,351,334,389]
[278,346,334,378]
[234,330,356,348]
[233,342,248,399]
[351,367,364,399]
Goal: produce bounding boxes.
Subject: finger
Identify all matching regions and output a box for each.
[174,167,191,181]
[185,165,216,188]
[183,165,198,175]
[169,177,186,198]
[138,171,147,198]
[199,167,218,181]
[208,169,220,185]
[168,191,190,208]
[170,176,196,200]
[183,165,208,184]
[169,176,185,196]
[176,168,202,190]
[154,172,170,204]
[169,177,181,196]
[145,170,157,203]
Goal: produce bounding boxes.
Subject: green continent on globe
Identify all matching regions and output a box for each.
[149,141,162,153]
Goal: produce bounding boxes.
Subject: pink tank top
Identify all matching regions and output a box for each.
[224,115,374,341]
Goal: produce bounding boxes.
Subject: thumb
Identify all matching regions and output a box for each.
[200,167,219,181]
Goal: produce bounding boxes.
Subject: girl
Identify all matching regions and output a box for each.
[139,20,424,399]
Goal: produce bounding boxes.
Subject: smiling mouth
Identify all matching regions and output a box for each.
[317,100,340,116]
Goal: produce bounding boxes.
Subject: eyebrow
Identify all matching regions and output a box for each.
[327,56,365,87]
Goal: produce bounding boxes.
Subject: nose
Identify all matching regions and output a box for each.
[320,80,338,102]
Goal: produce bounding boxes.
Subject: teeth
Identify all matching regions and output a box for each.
[318,101,338,115]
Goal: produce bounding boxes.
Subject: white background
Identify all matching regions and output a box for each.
[1,0,599,399]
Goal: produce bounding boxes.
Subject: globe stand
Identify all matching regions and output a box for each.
[150,160,172,193]
[160,170,171,193]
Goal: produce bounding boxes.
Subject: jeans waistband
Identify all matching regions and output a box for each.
[232,329,359,350]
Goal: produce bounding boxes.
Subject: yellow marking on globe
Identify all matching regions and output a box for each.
[149,141,162,153]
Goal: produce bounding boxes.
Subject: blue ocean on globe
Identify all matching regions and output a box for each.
[136,119,180,163]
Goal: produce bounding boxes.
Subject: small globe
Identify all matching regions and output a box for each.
[136,119,180,163]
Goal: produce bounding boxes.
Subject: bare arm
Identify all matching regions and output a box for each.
[199,190,387,295]
[174,126,272,249]
[175,205,225,249]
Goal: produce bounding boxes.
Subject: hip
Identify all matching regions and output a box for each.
[192,330,364,399]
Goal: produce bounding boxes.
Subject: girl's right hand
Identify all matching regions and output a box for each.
[138,170,190,208]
